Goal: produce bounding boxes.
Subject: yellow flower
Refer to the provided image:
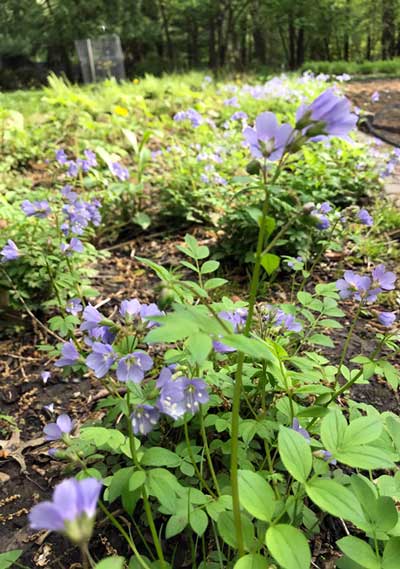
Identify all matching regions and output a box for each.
[114,106,128,117]
[132,78,140,85]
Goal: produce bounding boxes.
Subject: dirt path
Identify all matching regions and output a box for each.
[346,78,400,206]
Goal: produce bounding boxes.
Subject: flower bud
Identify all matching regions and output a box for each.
[246,159,261,175]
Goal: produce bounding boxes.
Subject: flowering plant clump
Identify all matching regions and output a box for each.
[20,85,400,569]
[2,75,399,568]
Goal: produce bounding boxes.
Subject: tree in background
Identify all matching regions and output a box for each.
[1,0,400,86]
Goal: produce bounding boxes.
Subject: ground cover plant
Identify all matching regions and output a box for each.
[0,73,399,569]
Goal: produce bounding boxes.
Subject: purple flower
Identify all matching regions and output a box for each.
[213,309,248,353]
[231,111,248,121]
[140,303,164,327]
[84,325,115,348]
[371,91,380,103]
[358,208,373,227]
[336,271,372,300]
[243,112,294,161]
[67,161,79,177]
[319,202,332,214]
[181,377,209,413]
[157,378,187,419]
[378,311,396,327]
[55,341,80,367]
[83,149,97,168]
[131,405,160,435]
[174,108,203,127]
[372,264,396,291]
[86,343,116,378]
[321,450,337,465]
[275,310,303,332]
[120,299,141,319]
[110,162,129,181]
[29,477,102,544]
[66,298,83,316]
[55,149,68,164]
[336,271,381,302]
[41,371,51,384]
[1,239,19,262]
[287,256,303,269]
[61,185,78,202]
[292,418,310,441]
[116,352,153,383]
[80,304,103,332]
[296,88,357,141]
[44,414,73,441]
[60,237,84,255]
[21,200,51,218]
[223,96,239,107]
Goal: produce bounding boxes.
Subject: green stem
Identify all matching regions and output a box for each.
[199,409,221,496]
[298,219,340,293]
[98,501,152,569]
[334,301,363,388]
[183,419,217,497]
[126,391,166,567]
[230,159,284,557]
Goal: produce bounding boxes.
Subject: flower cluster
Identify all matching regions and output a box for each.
[263,305,303,333]
[173,108,203,127]
[243,88,356,164]
[56,148,97,177]
[336,264,396,304]
[61,185,101,236]
[131,367,209,435]
[311,202,333,230]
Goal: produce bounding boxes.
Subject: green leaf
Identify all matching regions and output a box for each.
[320,409,347,452]
[95,557,125,569]
[166,514,188,538]
[0,549,23,569]
[238,470,275,522]
[308,333,335,348]
[219,334,277,363]
[337,536,380,569]
[382,537,400,569]
[261,253,280,275]
[305,479,365,526]
[278,426,312,483]
[133,211,151,229]
[217,511,254,550]
[201,260,219,274]
[336,446,395,470]
[141,447,181,467]
[129,470,146,492]
[343,416,383,447]
[319,319,343,329]
[108,467,135,503]
[187,332,212,364]
[190,509,208,536]
[122,128,139,153]
[233,554,268,569]
[204,277,228,290]
[147,468,181,511]
[266,525,311,569]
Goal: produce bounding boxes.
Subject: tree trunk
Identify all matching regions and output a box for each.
[158,0,174,66]
[251,0,266,64]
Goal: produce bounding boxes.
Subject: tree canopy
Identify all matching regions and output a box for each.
[1,0,400,77]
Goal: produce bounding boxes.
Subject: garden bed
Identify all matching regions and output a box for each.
[1,73,399,569]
